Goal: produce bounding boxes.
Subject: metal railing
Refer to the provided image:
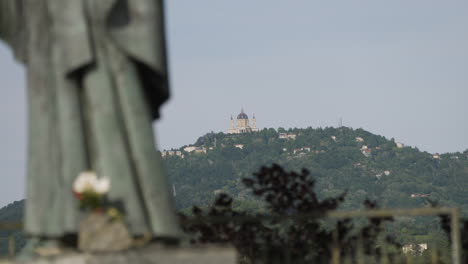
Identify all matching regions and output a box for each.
[326,207,461,264]
[183,207,462,264]
[0,223,22,258]
[0,207,462,263]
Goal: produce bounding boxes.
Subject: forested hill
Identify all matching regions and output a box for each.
[0,200,24,255]
[164,127,468,213]
[1,127,467,252]
[3,127,468,218]
[0,200,23,223]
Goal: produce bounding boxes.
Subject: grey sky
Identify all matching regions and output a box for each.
[1,0,468,207]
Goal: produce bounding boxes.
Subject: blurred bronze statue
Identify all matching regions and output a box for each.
[0,0,181,249]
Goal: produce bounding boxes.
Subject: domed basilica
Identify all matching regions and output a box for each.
[227,109,259,134]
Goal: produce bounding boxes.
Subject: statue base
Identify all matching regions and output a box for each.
[78,212,132,252]
[0,245,237,264]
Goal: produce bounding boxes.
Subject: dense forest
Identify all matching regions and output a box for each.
[166,127,468,213]
[1,126,467,254]
[164,126,468,247]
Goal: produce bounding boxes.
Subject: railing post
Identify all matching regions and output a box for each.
[331,229,340,264]
[284,246,291,264]
[381,242,389,264]
[405,254,413,264]
[451,208,462,264]
[8,236,15,258]
[356,234,364,264]
[430,244,438,264]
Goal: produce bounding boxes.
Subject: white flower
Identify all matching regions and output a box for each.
[95,177,111,195]
[73,171,111,195]
[73,171,98,193]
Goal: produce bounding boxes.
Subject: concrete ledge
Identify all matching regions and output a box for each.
[0,246,237,264]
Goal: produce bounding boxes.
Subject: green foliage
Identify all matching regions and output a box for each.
[183,165,400,263]
[0,200,25,256]
[0,201,23,222]
[167,127,468,212]
[1,126,467,255]
[78,191,105,211]
[166,126,468,246]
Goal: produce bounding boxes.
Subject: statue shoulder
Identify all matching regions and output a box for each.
[48,0,94,74]
[0,0,27,63]
[108,0,168,74]
[0,0,17,46]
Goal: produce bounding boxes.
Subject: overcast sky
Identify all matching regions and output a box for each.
[1,1,468,207]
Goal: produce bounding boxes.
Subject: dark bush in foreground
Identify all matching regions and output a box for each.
[182,164,401,263]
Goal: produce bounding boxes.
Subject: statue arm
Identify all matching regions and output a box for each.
[108,0,170,119]
[0,0,16,46]
[0,0,26,62]
[0,0,10,43]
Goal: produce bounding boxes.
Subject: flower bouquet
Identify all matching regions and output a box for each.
[73,172,132,252]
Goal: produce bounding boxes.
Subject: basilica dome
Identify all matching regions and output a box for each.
[237,111,248,120]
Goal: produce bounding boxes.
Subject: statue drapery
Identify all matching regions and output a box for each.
[0,0,181,238]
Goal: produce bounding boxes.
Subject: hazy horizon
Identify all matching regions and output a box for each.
[1,1,468,207]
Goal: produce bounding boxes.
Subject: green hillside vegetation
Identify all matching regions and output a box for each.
[0,201,23,222]
[183,164,450,263]
[0,200,25,255]
[1,126,467,254]
[165,127,467,246]
[166,127,468,213]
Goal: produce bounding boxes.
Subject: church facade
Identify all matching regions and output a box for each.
[227,109,259,134]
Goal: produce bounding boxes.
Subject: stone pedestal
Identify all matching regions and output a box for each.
[0,246,237,264]
[78,213,132,252]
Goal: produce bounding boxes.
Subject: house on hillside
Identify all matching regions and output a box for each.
[402,244,428,255]
[183,146,198,153]
[410,194,430,198]
[355,137,364,142]
[161,150,183,158]
[279,133,297,140]
[194,148,207,154]
[395,142,405,148]
[293,147,311,155]
[184,145,207,154]
[362,149,372,157]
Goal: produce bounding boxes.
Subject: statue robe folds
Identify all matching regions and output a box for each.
[0,0,181,238]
